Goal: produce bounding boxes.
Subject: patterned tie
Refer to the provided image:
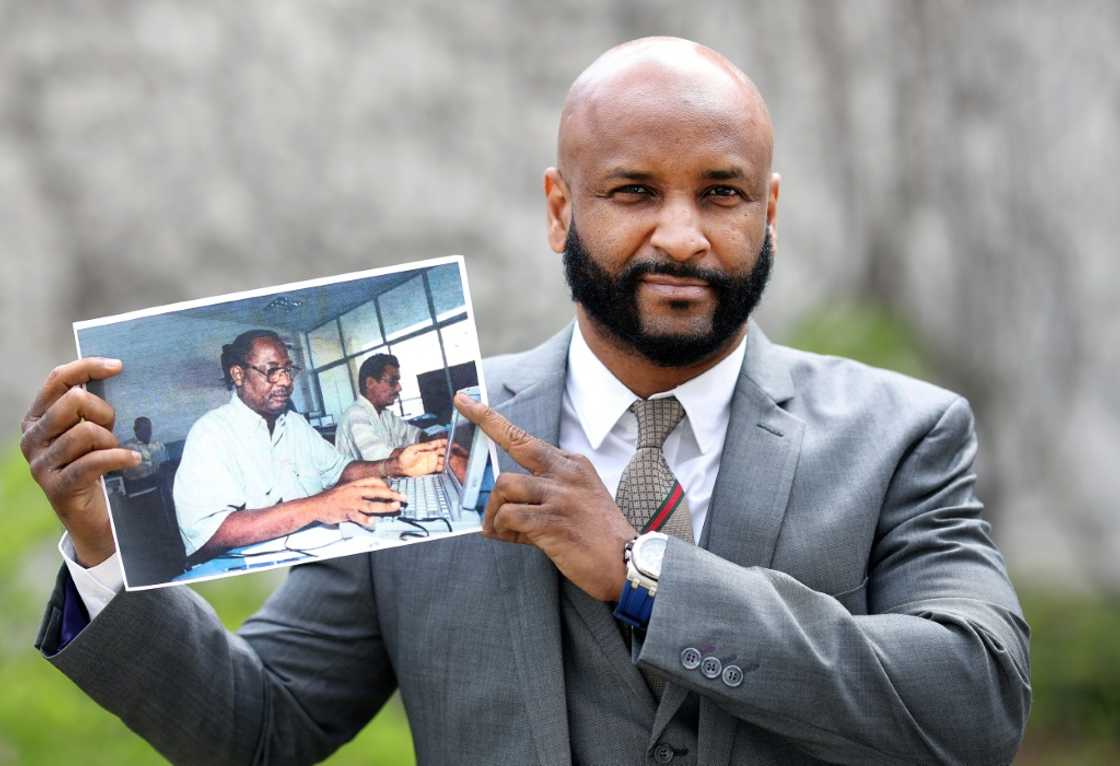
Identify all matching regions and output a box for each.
[615,397,693,700]
[616,397,694,543]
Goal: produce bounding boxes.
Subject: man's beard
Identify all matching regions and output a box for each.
[562,221,773,367]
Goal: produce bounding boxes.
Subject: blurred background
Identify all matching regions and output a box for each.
[1,1,1117,763]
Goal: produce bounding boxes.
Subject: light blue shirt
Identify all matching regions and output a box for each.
[172,393,351,556]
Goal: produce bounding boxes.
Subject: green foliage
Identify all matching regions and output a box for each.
[1018,588,1120,741]
[0,446,60,580]
[782,303,932,380]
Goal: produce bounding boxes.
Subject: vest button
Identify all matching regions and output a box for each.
[652,742,675,763]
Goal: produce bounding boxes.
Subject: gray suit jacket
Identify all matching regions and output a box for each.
[37,323,1030,765]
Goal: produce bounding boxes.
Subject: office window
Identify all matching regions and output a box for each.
[283,337,315,413]
[297,334,323,414]
[318,364,354,424]
[391,331,445,417]
[438,320,477,367]
[399,396,425,419]
[379,276,432,340]
[340,300,383,356]
[308,321,343,368]
[427,263,466,321]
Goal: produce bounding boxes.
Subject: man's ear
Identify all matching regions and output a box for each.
[229,366,245,388]
[544,167,571,254]
[767,172,781,244]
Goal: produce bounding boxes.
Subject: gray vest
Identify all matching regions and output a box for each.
[561,580,699,766]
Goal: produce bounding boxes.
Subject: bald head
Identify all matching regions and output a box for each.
[557,37,772,175]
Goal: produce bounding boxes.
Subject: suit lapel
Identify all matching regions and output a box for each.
[696,323,805,766]
[700,330,804,568]
[487,328,573,766]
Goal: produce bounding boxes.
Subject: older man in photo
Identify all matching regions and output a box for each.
[172,330,445,562]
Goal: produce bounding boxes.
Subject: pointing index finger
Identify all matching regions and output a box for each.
[454,392,556,476]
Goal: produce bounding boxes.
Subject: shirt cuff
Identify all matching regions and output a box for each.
[58,532,124,621]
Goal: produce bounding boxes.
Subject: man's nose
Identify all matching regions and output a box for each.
[649,197,710,262]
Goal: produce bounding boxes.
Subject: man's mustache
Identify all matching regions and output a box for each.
[618,260,737,290]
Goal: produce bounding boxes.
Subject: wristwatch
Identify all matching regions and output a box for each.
[612,531,669,630]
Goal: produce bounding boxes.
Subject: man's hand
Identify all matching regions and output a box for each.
[20,358,141,567]
[314,477,405,527]
[396,439,447,477]
[454,393,635,602]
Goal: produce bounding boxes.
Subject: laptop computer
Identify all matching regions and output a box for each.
[391,385,489,520]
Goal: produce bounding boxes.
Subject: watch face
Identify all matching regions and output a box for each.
[635,534,668,578]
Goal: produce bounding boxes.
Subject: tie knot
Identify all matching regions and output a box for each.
[629,397,685,449]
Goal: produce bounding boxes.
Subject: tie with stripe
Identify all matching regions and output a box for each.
[616,397,694,543]
[615,396,693,698]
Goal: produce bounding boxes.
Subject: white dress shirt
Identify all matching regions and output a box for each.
[173,393,352,557]
[65,325,746,619]
[560,323,747,542]
[334,396,421,461]
[62,393,351,613]
[120,439,167,481]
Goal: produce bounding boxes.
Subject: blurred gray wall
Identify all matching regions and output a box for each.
[2,0,1117,588]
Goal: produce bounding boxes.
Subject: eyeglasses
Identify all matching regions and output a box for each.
[243,363,302,384]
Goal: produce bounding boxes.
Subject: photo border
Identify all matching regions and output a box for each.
[73,254,501,591]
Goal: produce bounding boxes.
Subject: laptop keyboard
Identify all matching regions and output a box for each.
[392,475,451,519]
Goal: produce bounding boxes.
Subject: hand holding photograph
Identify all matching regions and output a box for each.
[74,256,496,589]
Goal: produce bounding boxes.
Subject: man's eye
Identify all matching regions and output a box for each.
[612,184,653,198]
[705,186,743,199]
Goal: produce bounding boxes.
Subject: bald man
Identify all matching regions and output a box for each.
[26,38,1028,764]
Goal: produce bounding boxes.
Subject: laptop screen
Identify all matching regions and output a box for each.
[445,407,477,490]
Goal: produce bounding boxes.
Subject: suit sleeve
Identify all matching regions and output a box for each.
[37,551,397,765]
[636,396,1030,766]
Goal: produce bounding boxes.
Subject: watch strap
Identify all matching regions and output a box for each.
[613,578,655,629]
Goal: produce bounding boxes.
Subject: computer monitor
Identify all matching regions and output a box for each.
[417,363,480,425]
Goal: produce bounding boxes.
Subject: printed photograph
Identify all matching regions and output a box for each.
[75,256,496,589]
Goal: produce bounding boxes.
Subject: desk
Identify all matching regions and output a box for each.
[174,513,484,583]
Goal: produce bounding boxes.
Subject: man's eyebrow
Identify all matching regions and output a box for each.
[702,167,746,181]
[604,168,655,182]
[602,167,748,182]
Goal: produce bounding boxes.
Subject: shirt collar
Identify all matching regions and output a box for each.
[565,323,747,454]
[355,394,380,418]
[227,391,286,433]
[667,334,747,454]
